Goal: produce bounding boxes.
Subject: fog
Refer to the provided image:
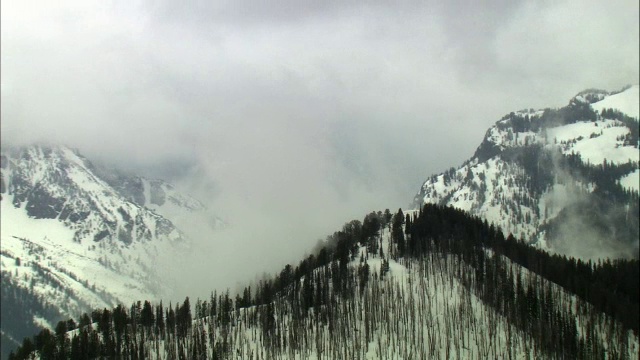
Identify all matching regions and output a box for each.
[2,0,638,301]
[542,152,639,262]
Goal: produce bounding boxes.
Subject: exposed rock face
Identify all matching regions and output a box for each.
[414,86,639,259]
[2,145,186,244]
[0,144,223,357]
[149,180,166,206]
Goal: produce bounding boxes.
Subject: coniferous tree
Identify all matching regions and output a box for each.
[392,208,405,256]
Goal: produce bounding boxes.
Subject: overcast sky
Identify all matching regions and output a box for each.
[2,0,638,297]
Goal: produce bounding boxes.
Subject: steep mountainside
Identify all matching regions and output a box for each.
[414,85,639,260]
[92,165,225,232]
[8,206,639,359]
[0,145,218,358]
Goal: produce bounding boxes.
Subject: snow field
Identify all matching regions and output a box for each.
[591,85,640,120]
[548,119,638,165]
[619,169,639,192]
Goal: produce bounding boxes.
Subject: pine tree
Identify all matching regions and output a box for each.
[392,208,405,256]
[141,300,154,329]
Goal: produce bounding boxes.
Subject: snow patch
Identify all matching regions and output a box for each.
[619,169,640,193]
[592,85,640,119]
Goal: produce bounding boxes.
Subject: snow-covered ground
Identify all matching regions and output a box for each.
[548,119,638,165]
[418,157,548,242]
[0,197,180,323]
[592,85,639,119]
[68,229,637,360]
[0,145,196,332]
[619,169,640,192]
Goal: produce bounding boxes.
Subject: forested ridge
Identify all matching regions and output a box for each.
[9,204,639,359]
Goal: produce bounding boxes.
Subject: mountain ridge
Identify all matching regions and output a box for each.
[413,85,639,259]
[8,204,639,359]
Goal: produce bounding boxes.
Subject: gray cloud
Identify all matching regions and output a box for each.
[2,0,638,299]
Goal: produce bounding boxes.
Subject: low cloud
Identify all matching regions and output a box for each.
[2,0,638,299]
[541,151,639,261]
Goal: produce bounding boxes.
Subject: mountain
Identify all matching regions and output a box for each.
[413,85,639,260]
[5,88,640,360]
[7,206,639,359]
[0,144,220,358]
[91,163,225,232]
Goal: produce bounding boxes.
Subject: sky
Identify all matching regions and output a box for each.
[2,0,639,298]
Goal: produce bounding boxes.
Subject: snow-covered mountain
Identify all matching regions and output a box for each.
[0,144,220,356]
[92,164,225,232]
[414,85,639,259]
[8,205,639,359]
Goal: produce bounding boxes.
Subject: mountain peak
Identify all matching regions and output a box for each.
[416,86,639,260]
[0,142,228,355]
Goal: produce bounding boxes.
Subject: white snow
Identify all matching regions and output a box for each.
[420,158,541,241]
[619,169,640,192]
[548,119,638,165]
[417,87,639,257]
[1,199,162,313]
[592,85,640,119]
[0,145,199,329]
[84,228,638,360]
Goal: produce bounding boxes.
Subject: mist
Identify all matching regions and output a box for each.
[2,0,639,301]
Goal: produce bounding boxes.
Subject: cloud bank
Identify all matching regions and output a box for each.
[2,0,638,299]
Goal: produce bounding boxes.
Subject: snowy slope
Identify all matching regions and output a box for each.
[591,85,640,119]
[94,167,226,233]
[414,85,639,256]
[620,169,640,192]
[0,144,210,354]
[417,157,546,242]
[45,227,638,359]
[548,119,638,165]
